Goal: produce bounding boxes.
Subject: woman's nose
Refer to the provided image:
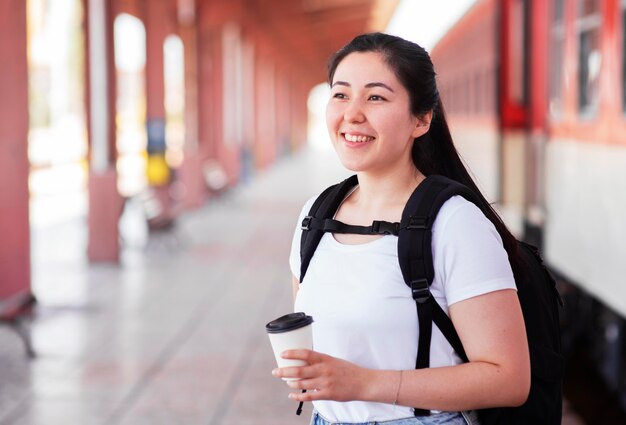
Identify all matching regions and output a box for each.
[343,99,365,123]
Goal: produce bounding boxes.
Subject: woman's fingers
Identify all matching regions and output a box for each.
[281,348,319,362]
[288,386,324,402]
[286,374,327,390]
[273,360,326,381]
[272,364,312,380]
[271,350,363,402]
[271,349,325,379]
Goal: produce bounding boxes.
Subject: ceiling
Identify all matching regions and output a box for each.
[244,0,400,81]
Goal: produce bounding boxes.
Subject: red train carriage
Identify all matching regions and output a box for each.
[431,0,626,414]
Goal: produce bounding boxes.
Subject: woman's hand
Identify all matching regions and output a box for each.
[272,349,371,402]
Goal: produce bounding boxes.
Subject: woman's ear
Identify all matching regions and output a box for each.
[411,111,433,138]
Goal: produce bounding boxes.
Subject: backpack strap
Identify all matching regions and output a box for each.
[398,175,479,416]
[299,175,359,283]
[304,217,400,236]
[295,175,358,417]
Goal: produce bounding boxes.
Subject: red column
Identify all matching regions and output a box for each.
[197,0,245,186]
[178,0,206,208]
[254,40,277,169]
[0,0,32,306]
[146,1,168,120]
[275,65,291,156]
[198,27,221,159]
[197,4,221,174]
[144,0,175,218]
[86,0,124,262]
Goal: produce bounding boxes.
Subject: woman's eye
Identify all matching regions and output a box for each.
[332,92,347,99]
[369,95,386,101]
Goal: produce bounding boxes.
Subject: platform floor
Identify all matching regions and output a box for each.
[1,147,586,424]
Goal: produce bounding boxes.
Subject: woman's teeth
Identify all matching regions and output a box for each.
[344,134,374,143]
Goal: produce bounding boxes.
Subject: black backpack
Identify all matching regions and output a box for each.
[299,174,563,425]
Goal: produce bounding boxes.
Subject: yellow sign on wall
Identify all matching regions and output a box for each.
[146,154,170,186]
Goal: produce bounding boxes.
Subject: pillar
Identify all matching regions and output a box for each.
[86,0,124,262]
[254,40,277,169]
[0,0,32,308]
[178,0,206,208]
[197,0,245,186]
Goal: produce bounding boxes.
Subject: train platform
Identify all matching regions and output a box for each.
[1,147,585,424]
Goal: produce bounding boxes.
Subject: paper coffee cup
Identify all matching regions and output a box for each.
[266,312,313,380]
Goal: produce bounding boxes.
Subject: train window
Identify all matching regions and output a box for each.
[549,0,565,117]
[484,69,496,114]
[576,0,602,116]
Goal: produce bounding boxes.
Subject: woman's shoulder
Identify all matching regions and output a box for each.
[435,195,489,228]
[432,194,502,247]
[431,196,514,303]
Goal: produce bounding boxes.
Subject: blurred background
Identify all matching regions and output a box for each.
[1,0,626,423]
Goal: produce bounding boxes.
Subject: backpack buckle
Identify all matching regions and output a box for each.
[411,278,431,303]
[407,216,429,230]
[372,220,399,235]
[301,216,312,231]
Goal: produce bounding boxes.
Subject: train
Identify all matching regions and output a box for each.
[430,0,626,414]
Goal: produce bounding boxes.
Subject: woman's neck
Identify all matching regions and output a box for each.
[352,165,424,211]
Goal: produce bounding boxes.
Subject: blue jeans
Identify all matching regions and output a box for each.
[310,410,479,425]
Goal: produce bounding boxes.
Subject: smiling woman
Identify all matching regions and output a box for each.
[306,0,478,153]
[326,51,428,179]
[271,32,537,425]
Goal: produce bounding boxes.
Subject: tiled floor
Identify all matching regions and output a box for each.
[0,148,585,424]
[1,148,348,425]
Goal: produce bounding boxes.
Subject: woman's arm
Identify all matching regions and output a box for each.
[273,288,530,412]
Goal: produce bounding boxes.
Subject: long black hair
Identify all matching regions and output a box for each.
[328,32,522,271]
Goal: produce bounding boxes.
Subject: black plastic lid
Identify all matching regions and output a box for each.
[265,312,313,334]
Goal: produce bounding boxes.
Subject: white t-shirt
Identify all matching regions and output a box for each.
[289,194,516,423]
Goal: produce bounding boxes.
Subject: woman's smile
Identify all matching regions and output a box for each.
[342,132,376,145]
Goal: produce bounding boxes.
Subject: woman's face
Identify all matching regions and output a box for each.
[326,51,429,174]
